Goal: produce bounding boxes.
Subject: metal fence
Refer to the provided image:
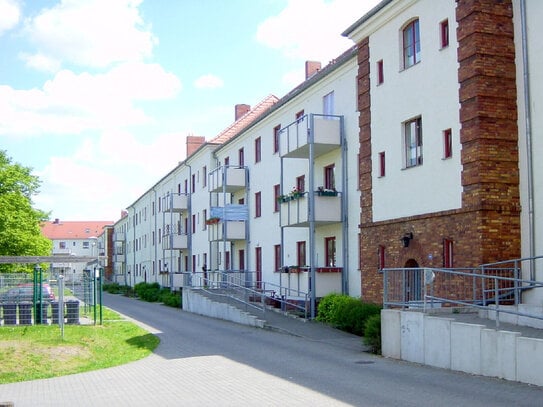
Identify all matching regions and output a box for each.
[187,270,309,319]
[382,255,543,327]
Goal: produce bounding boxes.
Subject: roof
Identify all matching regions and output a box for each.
[210,94,279,144]
[41,220,114,240]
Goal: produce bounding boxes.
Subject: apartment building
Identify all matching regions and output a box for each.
[344,0,541,304]
[112,48,360,316]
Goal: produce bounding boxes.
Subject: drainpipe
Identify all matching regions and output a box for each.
[520,0,536,279]
[153,188,158,283]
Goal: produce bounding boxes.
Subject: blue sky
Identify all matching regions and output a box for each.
[0,0,380,221]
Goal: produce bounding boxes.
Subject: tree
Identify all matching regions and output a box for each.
[0,150,52,272]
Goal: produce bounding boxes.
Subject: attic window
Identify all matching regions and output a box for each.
[85,228,90,233]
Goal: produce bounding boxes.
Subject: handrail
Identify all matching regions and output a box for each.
[186,271,309,319]
[382,262,543,328]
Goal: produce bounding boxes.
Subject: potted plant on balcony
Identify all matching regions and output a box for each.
[290,187,303,199]
[205,217,220,225]
[317,186,338,196]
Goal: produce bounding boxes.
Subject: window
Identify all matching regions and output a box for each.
[238,148,244,167]
[273,125,281,154]
[296,110,304,122]
[403,19,420,68]
[274,244,281,272]
[255,137,261,163]
[443,238,453,267]
[83,241,90,249]
[378,245,386,270]
[297,241,306,266]
[202,209,207,230]
[273,184,280,212]
[59,241,66,249]
[324,164,335,189]
[296,175,305,194]
[255,247,262,289]
[377,59,384,85]
[202,166,207,187]
[404,117,423,168]
[224,156,230,166]
[191,174,196,193]
[323,91,334,116]
[325,237,336,267]
[255,191,261,218]
[440,19,449,48]
[379,151,386,177]
[443,128,452,159]
[192,214,196,234]
[239,249,245,271]
[184,179,188,194]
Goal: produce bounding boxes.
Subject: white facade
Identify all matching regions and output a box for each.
[514,0,543,302]
[365,0,462,221]
[113,48,361,302]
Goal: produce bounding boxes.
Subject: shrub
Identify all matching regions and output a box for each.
[317,293,381,336]
[160,288,182,308]
[134,282,161,302]
[363,313,381,354]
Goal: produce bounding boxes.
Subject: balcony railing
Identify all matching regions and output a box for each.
[208,221,246,241]
[113,232,125,241]
[164,194,188,212]
[279,191,342,227]
[209,166,247,193]
[114,254,125,263]
[163,234,188,250]
[279,114,342,159]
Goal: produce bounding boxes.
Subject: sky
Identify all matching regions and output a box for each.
[0,0,381,222]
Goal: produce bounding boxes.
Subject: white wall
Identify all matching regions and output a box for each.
[369,0,462,221]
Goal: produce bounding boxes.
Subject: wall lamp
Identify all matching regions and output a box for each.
[401,232,413,248]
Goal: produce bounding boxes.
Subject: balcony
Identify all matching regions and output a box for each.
[280,192,342,227]
[113,232,125,241]
[114,253,125,263]
[163,234,188,250]
[209,166,247,193]
[52,248,71,255]
[164,194,188,212]
[279,115,341,159]
[208,221,246,241]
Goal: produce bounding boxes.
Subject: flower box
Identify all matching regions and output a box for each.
[205,217,220,225]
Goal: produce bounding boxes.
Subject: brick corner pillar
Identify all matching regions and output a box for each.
[456,0,521,263]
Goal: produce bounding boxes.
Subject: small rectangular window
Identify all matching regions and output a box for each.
[296,175,305,194]
[238,148,244,167]
[378,245,386,270]
[323,91,334,116]
[202,166,207,187]
[255,137,261,163]
[274,244,281,272]
[325,236,336,267]
[224,156,230,166]
[443,128,452,159]
[59,241,66,249]
[273,184,280,212]
[255,191,261,218]
[440,19,449,48]
[324,164,335,189]
[443,238,453,267]
[377,60,384,85]
[379,151,386,177]
[273,125,281,154]
[297,241,306,266]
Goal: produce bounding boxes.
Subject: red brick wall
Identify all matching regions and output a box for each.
[356,0,521,304]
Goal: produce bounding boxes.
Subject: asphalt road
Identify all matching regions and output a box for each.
[103,294,542,407]
[0,293,542,406]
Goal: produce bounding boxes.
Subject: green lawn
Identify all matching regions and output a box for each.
[0,307,159,384]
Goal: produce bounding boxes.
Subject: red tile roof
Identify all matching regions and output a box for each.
[41,220,114,240]
[210,94,279,144]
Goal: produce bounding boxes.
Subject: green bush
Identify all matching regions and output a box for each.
[363,313,381,354]
[103,283,132,296]
[134,282,161,302]
[160,288,182,308]
[316,293,381,336]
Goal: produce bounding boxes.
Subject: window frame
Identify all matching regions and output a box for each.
[403,19,421,69]
[273,184,280,212]
[443,128,452,159]
[324,164,336,190]
[255,191,262,218]
[379,151,386,177]
[297,241,306,267]
[377,59,384,85]
[254,137,261,163]
[325,236,336,267]
[440,19,449,49]
[274,244,281,272]
[238,148,244,167]
[443,238,453,268]
[296,175,305,194]
[273,124,281,154]
[323,91,334,116]
[404,117,423,168]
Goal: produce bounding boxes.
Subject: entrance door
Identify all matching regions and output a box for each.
[405,259,422,302]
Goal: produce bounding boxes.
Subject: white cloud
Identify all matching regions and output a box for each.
[34,129,189,221]
[256,0,381,63]
[22,0,156,70]
[0,0,20,35]
[0,62,181,137]
[18,52,61,73]
[194,74,224,89]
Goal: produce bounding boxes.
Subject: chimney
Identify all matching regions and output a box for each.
[186,135,205,157]
[305,61,321,79]
[235,104,250,121]
[53,218,60,224]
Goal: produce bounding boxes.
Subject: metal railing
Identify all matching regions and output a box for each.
[382,256,543,328]
[186,271,309,319]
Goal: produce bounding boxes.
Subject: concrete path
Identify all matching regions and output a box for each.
[0,293,541,407]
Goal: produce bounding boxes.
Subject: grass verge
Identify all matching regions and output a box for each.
[0,307,159,384]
